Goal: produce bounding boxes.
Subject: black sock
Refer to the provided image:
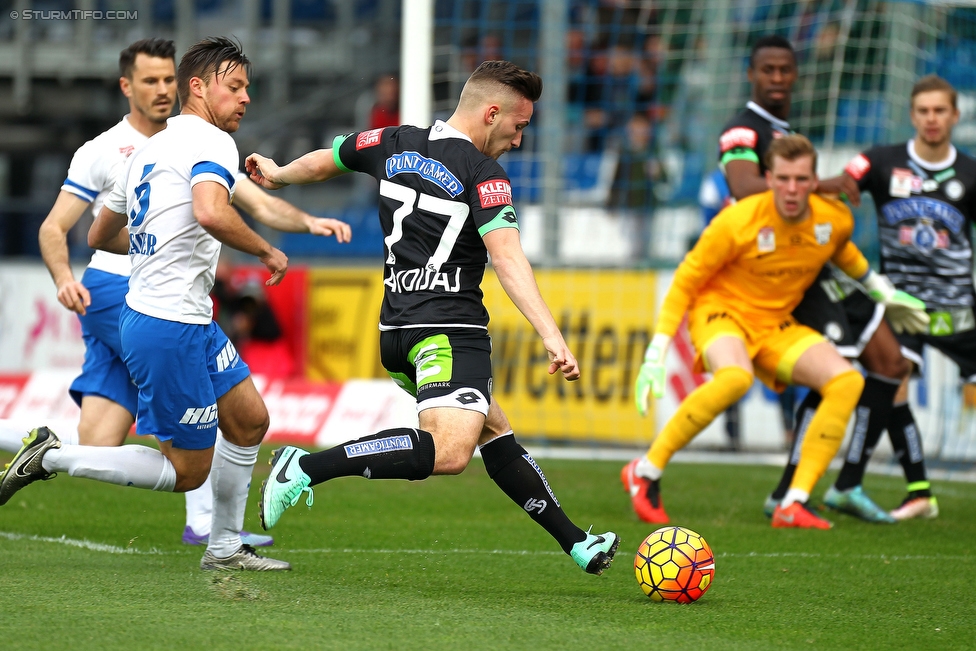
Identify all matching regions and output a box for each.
[298,428,435,485]
[725,402,741,450]
[887,403,931,495]
[833,375,900,491]
[480,433,586,554]
[770,390,821,500]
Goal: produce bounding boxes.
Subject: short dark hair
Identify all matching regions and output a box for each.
[749,34,795,68]
[177,36,251,107]
[765,133,817,172]
[911,74,957,110]
[119,38,176,78]
[468,60,543,103]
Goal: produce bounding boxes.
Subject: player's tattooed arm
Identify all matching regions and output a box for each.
[724,159,771,200]
[40,191,94,315]
[88,206,130,256]
[484,228,580,381]
[193,181,289,286]
[232,177,352,242]
[245,149,345,189]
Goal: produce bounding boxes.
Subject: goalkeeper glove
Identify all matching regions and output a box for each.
[635,333,671,417]
[861,270,930,334]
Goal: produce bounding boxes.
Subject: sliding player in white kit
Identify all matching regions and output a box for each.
[0,39,349,548]
[0,37,308,571]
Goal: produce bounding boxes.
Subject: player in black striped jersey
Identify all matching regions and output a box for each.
[822,75,974,519]
[246,61,618,575]
[700,36,922,525]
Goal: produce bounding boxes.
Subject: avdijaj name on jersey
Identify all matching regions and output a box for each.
[384,266,461,294]
[386,151,463,197]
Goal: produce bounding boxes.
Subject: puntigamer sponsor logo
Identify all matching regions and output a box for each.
[522,453,559,506]
[386,152,463,197]
[344,434,414,458]
[882,197,965,232]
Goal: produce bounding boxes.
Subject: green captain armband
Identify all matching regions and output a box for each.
[719,148,760,167]
[478,205,520,237]
[331,134,354,173]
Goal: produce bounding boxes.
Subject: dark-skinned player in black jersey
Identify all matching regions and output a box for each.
[623,35,930,528]
[245,61,619,575]
[801,75,973,520]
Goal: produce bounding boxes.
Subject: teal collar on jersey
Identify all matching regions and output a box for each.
[907,139,957,172]
[746,101,790,130]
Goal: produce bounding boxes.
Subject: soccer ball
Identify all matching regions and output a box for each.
[634,526,715,603]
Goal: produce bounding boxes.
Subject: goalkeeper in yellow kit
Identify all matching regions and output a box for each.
[625,134,929,529]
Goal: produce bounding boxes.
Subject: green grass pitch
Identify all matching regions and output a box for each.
[1,450,973,651]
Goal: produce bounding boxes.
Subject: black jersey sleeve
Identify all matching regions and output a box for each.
[469,158,519,237]
[332,127,393,176]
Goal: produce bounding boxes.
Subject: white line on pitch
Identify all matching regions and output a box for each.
[285,548,564,556]
[2,532,972,563]
[0,530,180,555]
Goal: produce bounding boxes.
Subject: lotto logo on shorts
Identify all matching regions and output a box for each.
[179,404,218,426]
[356,128,384,150]
[845,154,871,180]
[215,340,240,372]
[719,127,758,152]
[477,180,513,208]
[344,434,414,458]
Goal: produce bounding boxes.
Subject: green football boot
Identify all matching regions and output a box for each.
[259,446,314,530]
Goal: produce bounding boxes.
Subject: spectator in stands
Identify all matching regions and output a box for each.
[369,75,400,130]
[799,22,841,141]
[595,0,657,47]
[212,263,295,380]
[608,112,665,260]
[664,35,709,153]
[577,39,610,151]
[566,28,591,153]
[460,33,503,75]
[637,33,663,115]
[582,43,642,151]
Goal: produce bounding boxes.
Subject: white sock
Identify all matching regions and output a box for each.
[42,444,176,491]
[635,456,663,481]
[782,488,810,507]
[185,475,214,535]
[0,419,79,453]
[207,436,259,558]
[0,423,28,454]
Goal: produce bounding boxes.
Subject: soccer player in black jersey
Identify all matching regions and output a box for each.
[625,35,928,527]
[245,61,619,575]
[816,75,973,519]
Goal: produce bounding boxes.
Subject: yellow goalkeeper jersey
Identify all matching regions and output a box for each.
[656,190,870,338]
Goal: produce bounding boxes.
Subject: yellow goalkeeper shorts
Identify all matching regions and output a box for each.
[688,300,826,391]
